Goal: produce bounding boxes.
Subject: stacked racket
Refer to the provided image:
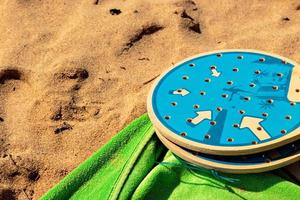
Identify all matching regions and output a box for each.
[147,50,300,174]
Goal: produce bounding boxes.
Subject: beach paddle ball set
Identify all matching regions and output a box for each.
[147,50,300,173]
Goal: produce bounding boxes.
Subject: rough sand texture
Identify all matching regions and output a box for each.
[0,0,299,199]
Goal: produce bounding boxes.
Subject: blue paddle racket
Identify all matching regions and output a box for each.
[148,50,300,155]
[156,131,300,173]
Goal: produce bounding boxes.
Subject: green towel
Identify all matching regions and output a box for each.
[41,114,300,200]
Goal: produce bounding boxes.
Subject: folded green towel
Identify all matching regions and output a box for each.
[41,114,300,200]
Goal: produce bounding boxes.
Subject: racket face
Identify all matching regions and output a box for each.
[156,131,300,174]
[148,50,300,155]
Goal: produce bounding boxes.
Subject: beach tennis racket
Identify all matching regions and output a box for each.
[156,130,300,174]
[148,50,300,155]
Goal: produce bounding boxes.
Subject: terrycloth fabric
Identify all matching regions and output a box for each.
[41,114,300,200]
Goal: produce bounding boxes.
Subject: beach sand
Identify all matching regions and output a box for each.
[0,0,299,199]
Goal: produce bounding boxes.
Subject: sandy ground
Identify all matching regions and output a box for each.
[0,0,299,199]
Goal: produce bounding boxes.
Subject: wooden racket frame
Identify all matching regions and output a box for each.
[156,130,300,174]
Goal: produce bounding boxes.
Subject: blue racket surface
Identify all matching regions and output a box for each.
[148,50,300,155]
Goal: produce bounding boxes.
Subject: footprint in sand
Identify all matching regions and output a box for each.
[29,65,104,136]
[0,67,25,158]
[0,68,40,200]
